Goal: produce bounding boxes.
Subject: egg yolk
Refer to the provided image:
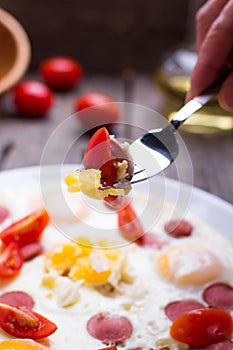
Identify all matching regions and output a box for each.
[0,340,44,350]
[45,242,91,274]
[157,244,223,286]
[65,169,125,199]
[45,241,124,285]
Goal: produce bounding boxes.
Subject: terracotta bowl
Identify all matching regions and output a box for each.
[0,8,31,95]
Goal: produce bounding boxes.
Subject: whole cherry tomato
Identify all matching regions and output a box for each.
[14,80,53,117]
[170,308,233,346]
[74,92,120,127]
[0,243,24,277]
[39,56,83,91]
[0,209,49,247]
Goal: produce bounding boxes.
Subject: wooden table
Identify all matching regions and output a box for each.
[0,73,233,205]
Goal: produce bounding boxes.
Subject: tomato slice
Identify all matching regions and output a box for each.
[84,127,117,185]
[28,310,57,339]
[0,209,49,247]
[118,203,144,241]
[84,127,111,168]
[0,303,39,332]
[170,308,233,346]
[0,243,23,277]
[0,303,57,340]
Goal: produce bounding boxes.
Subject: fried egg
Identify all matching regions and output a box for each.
[0,340,45,350]
[0,186,233,349]
[44,240,124,286]
[157,243,223,286]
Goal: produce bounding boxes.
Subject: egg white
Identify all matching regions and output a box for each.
[0,186,233,349]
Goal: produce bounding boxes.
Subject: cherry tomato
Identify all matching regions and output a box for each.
[99,347,117,350]
[0,303,57,339]
[14,81,53,117]
[118,203,144,241]
[104,195,125,211]
[0,243,23,277]
[26,310,57,339]
[0,209,49,247]
[39,56,83,91]
[84,127,117,185]
[170,308,233,346]
[75,92,120,127]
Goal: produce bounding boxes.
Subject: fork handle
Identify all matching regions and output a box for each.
[171,70,230,129]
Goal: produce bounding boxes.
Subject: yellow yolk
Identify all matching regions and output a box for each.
[0,340,45,350]
[45,242,91,275]
[44,241,124,285]
[157,244,223,286]
[65,169,126,199]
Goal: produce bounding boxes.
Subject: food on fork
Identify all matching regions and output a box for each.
[65,127,134,199]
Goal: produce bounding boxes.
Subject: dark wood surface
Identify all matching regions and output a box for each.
[0,73,233,205]
[1,0,190,71]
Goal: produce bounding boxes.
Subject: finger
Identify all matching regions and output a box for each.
[218,70,233,111]
[196,0,230,52]
[186,0,233,102]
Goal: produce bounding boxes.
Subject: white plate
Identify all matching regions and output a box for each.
[0,165,232,242]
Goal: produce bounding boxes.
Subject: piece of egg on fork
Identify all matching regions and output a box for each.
[157,244,223,286]
[0,340,45,350]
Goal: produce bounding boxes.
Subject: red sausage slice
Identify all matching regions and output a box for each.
[87,313,132,344]
[165,300,205,321]
[0,206,9,224]
[20,241,43,261]
[136,232,167,249]
[203,282,233,310]
[164,219,193,238]
[190,340,233,350]
[0,291,34,308]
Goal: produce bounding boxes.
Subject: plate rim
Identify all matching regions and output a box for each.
[0,165,232,239]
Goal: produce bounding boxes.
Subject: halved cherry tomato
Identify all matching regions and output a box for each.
[27,310,57,339]
[118,203,144,241]
[104,195,125,211]
[0,209,49,247]
[14,81,53,117]
[0,303,57,340]
[39,56,83,91]
[170,308,233,346]
[84,127,117,185]
[75,92,119,127]
[0,243,23,277]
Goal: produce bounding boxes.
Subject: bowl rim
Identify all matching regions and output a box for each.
[0,7,31,95]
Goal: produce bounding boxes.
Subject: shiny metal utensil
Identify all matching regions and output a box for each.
[0,142,15,169]
[126,74,227,185]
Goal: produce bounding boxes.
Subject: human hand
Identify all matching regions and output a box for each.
[186,0,233,111]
